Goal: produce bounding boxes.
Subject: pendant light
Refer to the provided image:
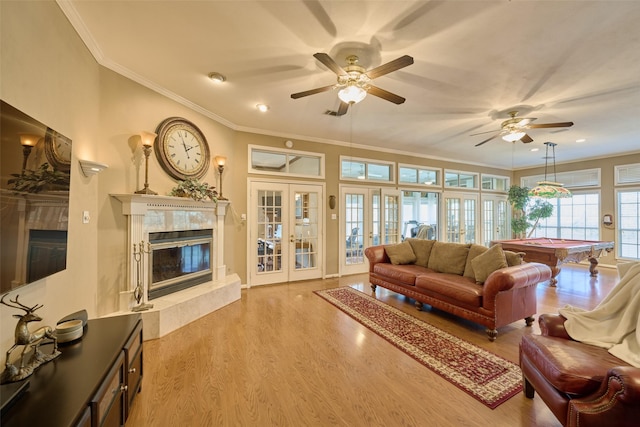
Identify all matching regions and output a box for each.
[528,142,572,199]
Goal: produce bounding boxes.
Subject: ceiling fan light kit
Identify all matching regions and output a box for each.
[502,131,526,142]
[338,84,367,104]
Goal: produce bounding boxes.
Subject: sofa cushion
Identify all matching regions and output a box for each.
[520,334,627,395]
[373,263,432,287]
[463,244,489,279]
[427,242,470,275]
[504,250,526,266]
[407,238,435,268]
[472,244,508,283]
[415,273,483,307]
[384,241,416,265]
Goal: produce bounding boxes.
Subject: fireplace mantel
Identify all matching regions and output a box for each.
[110,194,240,339]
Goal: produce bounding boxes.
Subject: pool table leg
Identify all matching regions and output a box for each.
[549,266,560,287]
[588,257,600,277]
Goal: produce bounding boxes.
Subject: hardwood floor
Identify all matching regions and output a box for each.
[126,264,620,427]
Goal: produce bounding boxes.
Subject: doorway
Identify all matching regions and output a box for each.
[249,181,323,286]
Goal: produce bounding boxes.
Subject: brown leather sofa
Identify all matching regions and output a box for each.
[364,240,552,340]
[520,314,640,426]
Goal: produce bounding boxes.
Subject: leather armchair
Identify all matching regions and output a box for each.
[520,313,640,427]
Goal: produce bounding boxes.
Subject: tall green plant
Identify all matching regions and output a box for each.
[507,185,554,238]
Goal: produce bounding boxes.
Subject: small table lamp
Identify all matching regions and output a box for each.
[215,156,227,200]
[135,131,157,195]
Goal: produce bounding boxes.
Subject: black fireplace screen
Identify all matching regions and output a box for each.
[148,229,213,299]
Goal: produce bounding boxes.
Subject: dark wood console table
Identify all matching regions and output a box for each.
[1,314,143,427]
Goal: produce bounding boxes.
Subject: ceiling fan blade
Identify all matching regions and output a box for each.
[516,118,536,126]
[365,55,414,79]
[367,85,406,104]
[475,133,502,147]
[470,128,502,136]
[520,134,534,143]
[527,121,574,129]
[335,101,350,116]
[291,84,335,99]
[313,52,348,76]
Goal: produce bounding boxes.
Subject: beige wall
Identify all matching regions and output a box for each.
[2,1,637,355]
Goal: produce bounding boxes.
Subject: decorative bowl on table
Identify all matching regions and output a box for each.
[55,319,84,343]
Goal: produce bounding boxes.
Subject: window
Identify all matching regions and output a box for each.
[444,170,478,189]
[401,191,439,240]
[615,163,640,185]
[340,156,394,183]
[481,174,509,192]
[249,145,324,178]
[399,165,441,187]
[521,168,600,189]
[617,189,640,260]
[529,192,600,240]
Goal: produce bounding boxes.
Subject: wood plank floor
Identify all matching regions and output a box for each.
[126,264,620,427]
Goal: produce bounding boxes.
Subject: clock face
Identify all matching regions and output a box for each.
[154,118,210,180]
[44,128,72,172]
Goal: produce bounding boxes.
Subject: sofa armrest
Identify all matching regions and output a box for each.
[364,245,390,273]
[538,313,572,340]
[568,366,640,426]
[482,262,552,310]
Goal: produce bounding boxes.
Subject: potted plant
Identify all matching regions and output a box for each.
[169,178,218,202]
[8,163,70,193]
[507,185,554,238]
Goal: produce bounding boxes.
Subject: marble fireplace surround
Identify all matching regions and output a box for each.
[111,194,240,340]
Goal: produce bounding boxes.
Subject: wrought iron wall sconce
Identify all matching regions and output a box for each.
[215,155,227,200]
[135,131,157,195]
[79,159,109,177]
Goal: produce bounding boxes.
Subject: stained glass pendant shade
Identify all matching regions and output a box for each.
[528,142,572,199]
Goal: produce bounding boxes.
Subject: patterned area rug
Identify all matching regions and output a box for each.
[315,286,522,409]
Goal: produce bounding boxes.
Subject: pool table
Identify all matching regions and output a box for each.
[490,238,614,286]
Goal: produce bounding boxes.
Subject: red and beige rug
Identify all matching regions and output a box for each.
[315,286,523,409]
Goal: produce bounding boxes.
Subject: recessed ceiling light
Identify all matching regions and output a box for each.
[256,104,270,112]
[576,138,586,143]
[530,148,539,152]
[208,72,226,83]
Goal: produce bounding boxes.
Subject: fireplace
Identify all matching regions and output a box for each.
[148,229,213,299]
[112,194,240,340]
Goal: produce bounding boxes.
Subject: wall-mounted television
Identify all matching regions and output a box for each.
[1,100,72,293]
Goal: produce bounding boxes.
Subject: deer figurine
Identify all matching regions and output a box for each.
[1,294,60,383]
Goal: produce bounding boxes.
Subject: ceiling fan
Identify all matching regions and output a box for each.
[291,52,414,116]
[472,111,574,146]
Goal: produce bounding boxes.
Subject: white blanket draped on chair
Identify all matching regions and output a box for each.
[559,261,640,368]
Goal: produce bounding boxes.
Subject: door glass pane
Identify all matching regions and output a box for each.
[464,199,476,244]
[496,200,508,240]
[446,198,460,242]
[294,191,317,270]
[257,190,283,273]
[483,200,494,246]
[384,195,399,243]
[372,193,380,246]
[345,193,364,264]
[402,191,438,240]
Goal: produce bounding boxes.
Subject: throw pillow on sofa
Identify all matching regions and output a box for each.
[385,241,417,265]
[463,244,489,279]
[504,250,526,266]
[406,238,436,268]
[427,242,470,275]
[471,244,508,283]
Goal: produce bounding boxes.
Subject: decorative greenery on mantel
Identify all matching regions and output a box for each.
[508,185,554,238]
[169,178,218,202]
[8,163,70,193]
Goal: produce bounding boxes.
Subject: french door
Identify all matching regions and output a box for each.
[443,192,479,244]
[482,195,510,246]
[340,186,400,275]
[249,181,323,286]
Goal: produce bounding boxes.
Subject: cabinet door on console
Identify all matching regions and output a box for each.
[90,352,125,427]
[124,320,143,418]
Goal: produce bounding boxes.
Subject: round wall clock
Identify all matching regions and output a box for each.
[44,127,72,172]
[154,117,210,180]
